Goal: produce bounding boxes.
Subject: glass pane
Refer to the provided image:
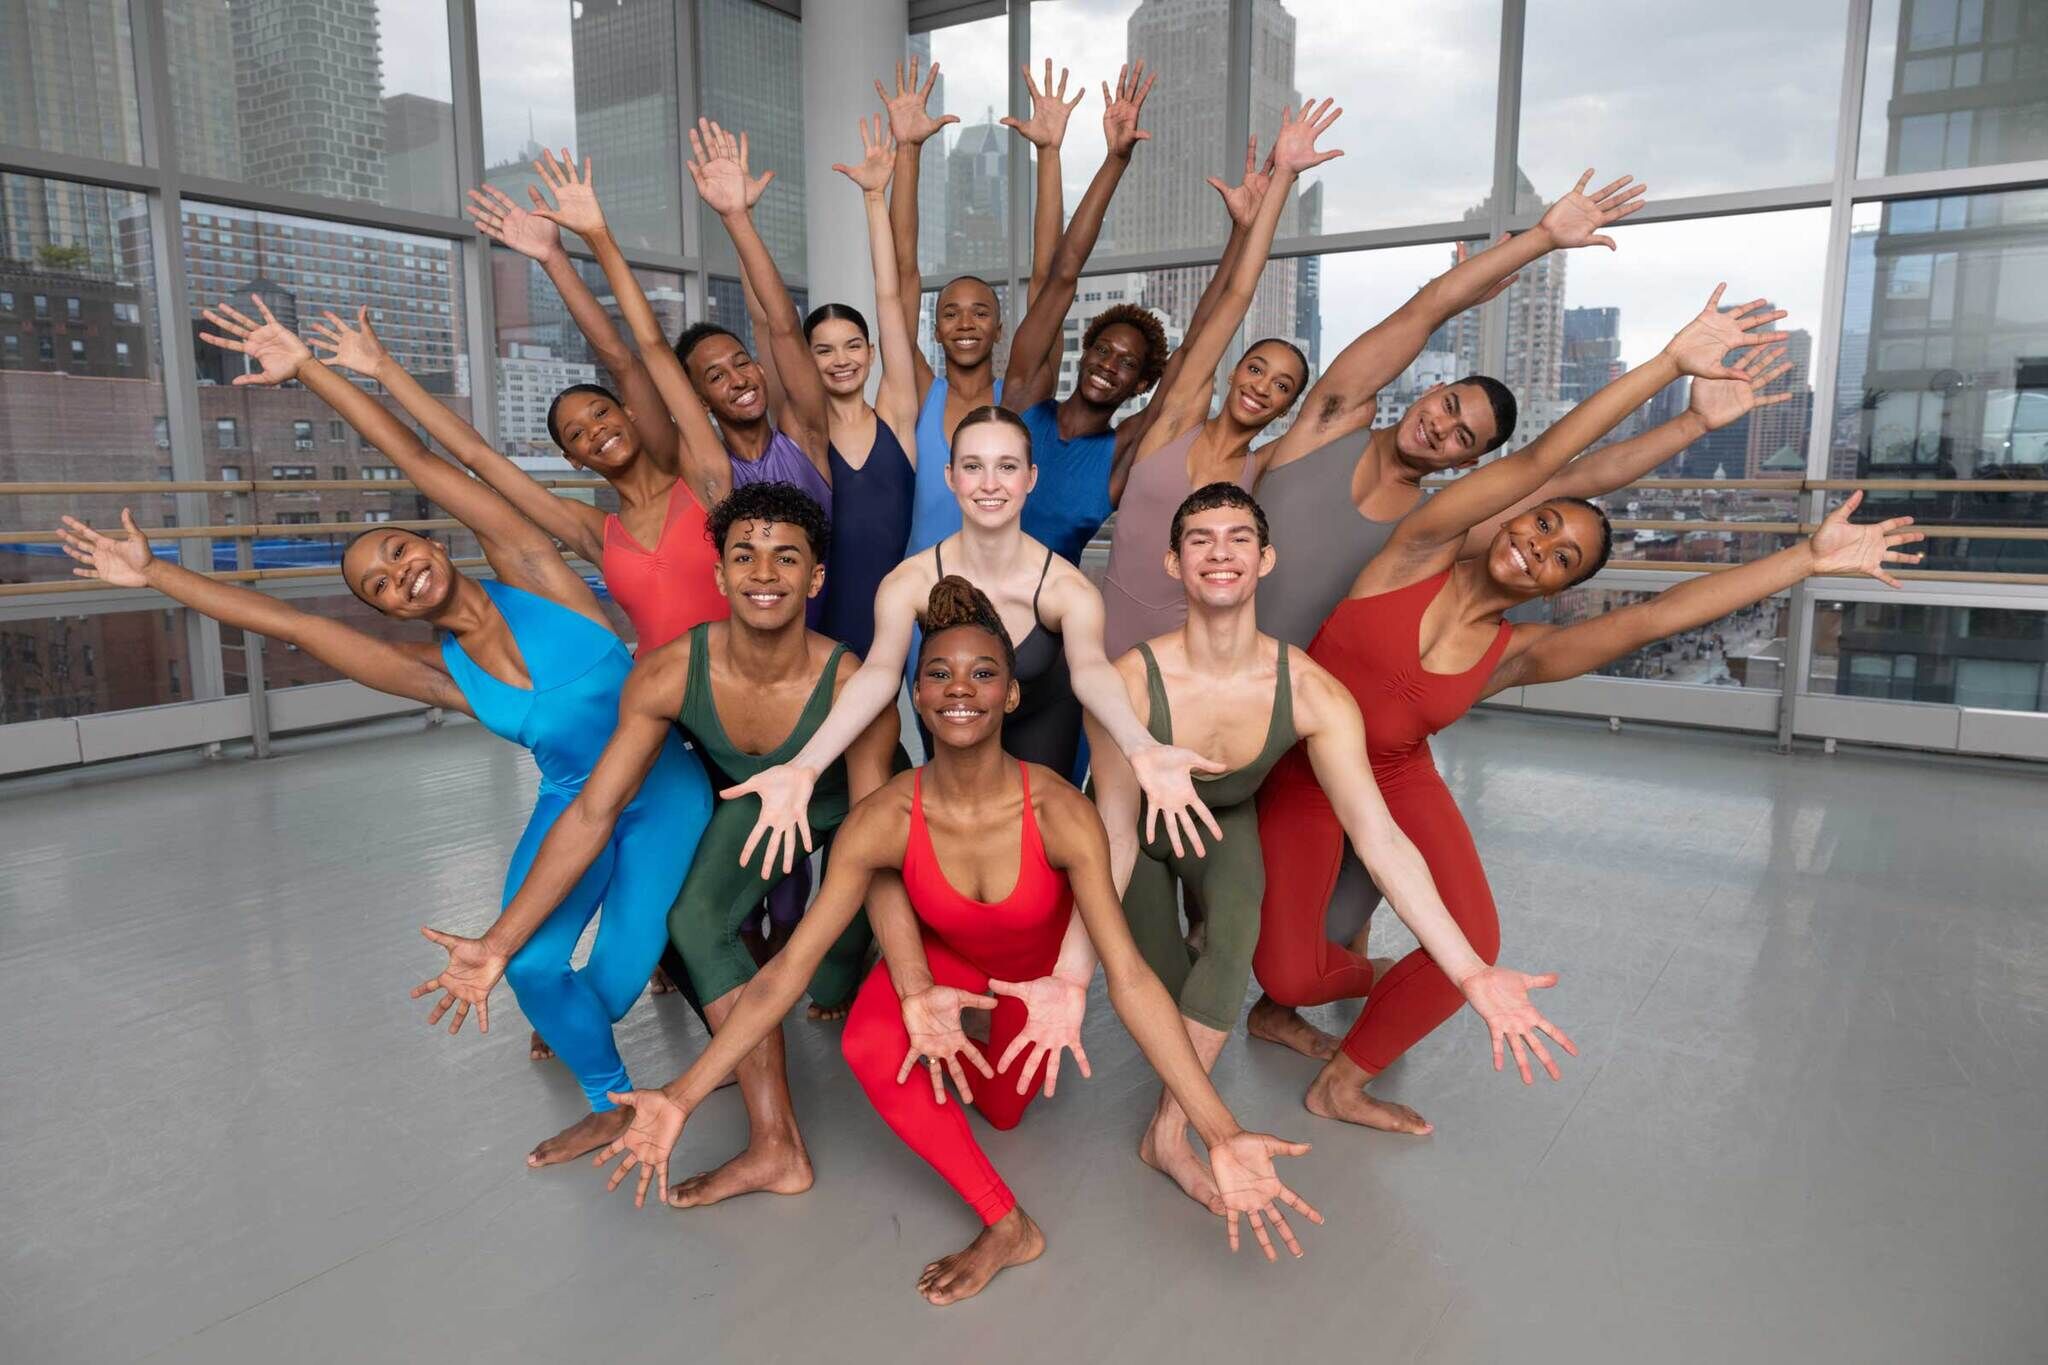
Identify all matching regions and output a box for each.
[0,0,143,162]
[161,0,456,214]
[1859,0,2048,177]
[698,0,806,275]
[477,0,683,254]
[906,20,1011,281]
[1832,191,2048,573]
[1810,601,2048,711]
[0,176,169,586]
[1523,586,1790,689]
[181,203,474,577]
[0,609,197,722]
[704,276,809,359]
[1522,1,1845,198]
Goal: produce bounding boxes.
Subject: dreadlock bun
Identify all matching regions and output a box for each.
[921,575,1016,675]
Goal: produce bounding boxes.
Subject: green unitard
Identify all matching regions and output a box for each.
[1122,641,1297,1032]
[666,624,873,1011]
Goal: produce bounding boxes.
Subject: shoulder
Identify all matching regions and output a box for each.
[1031,768,1109,858]
[623,635,692,712]
[1037,553,1101,613]
[826,638,864,694]
[1285,649,1352,732]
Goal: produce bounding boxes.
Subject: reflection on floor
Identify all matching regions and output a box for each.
[2,712,2042,1363]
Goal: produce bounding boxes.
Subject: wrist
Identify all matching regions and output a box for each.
[894,971,936,1002]
[479,922,520,961]
[1525,223,1559,253]
[1680,408,1712,440]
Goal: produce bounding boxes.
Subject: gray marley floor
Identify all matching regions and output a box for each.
[2,711,2044,1364]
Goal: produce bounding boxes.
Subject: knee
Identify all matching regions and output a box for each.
[838,1001,898,1086]
[1252,938,1315,1006]
[980,1099,1027,1133]
[503,946,566,1000]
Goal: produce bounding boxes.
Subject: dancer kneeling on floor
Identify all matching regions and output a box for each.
[595,577,1322,1306]
[405,481,904,1204]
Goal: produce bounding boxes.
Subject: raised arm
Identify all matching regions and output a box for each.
[524,150,732,511]
[1001,62,1156,412]
[1454,344,1795,560]
[58,510,465,714]
[688,119,831,472]
[1269,169,1648,469]
[466,176,678,474]
[1489,493,1923,696]
[878,55,957,399]
[1295,661,1575,1083]
[1000,59,1084,307]
[735,259,793,426]
[1386,286,1789,562]
[833,114,922,449]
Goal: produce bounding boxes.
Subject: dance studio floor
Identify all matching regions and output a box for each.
[3,711,2043,1363]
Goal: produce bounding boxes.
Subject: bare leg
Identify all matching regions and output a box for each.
[527,1105,632,1167]
[916,1206,1045,1306]
[1138,1018,1230,1213]
[807,1000,850,1022]
[1303,1048,1433,1135]
[529,1029,555,1061]
[647,962,680,995]
[667,986,815,1206]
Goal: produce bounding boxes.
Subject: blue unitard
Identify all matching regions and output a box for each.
[441,580,713,1110]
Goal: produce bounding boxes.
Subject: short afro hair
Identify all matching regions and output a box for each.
[1454,373,1518,453]
[920,574,1016,676]
[674,321,742,371]
[706,480,831,563]
[1082,303,1169,391]
[1169,482,1269,551]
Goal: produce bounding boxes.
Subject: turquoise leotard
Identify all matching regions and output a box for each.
[441,579,713,1110]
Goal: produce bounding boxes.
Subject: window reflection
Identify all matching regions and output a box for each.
[1859,0,2048,178]
[1812,601,2048,712]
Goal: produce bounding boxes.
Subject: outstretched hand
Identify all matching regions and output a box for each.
[1456,964,1578,1083]
[988,975,1091,1098]
[1537,168,1648,251]
[1663,284,1790,381]
[831,113,895,195]
[525,148,608,240]
[875,55,958,147]
[1101,61,1157,159]
[721,763,818,880]
[591,1088,690,1209]
[306,306,390,378]
[198,294,310,386]
[1209,1131,1324,1262]
[1131,743,1228,859]
[1269,97,1344,177]
[1688,342,1795,430]
[1456,232,1521,304]
[895,985,998,1106]
[1000,59,1085,149]
[1206,136,1275,229]
[466,182,563,261]
[687,117,774,217]
[1808,490,1925,588]
[55,508,154,587]
[410,925,508,1036]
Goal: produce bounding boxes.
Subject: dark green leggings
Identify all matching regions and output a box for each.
[666,796,872,1013]
[1122,798,1264,1033]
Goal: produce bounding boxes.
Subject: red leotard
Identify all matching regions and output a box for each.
[839,763,1074,1226]
[1253,570,1512,1073]
[602,482,728,651]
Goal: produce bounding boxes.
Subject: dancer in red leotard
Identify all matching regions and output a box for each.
[1253,287,1923,1134]
[595,577,1322,1306]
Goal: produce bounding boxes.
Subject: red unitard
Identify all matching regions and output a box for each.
[1253,571,1512,1073]
[602,482,728,651]
[840,763,1074,1226]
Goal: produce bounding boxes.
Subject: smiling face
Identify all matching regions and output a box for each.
[550,389,641,474]
[808,317,872,397]
[713,517,823,630]
[342,529,456,619]
[1485,500,1604,597]
[1074,322,1153,409]
[914,624,1019,749]
[1394,380,1500,470]
[685,333,769,425]
[935,278,1001,371]
[1223,341,1307,429]
[946,422,1036,529]
[1167,503,1274,609]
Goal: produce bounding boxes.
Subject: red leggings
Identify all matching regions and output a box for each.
[1254,744,1500,1073]
[840,934,1052,1226]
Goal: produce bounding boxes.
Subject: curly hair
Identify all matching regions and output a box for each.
[706,481,831,562]
[920,574,1016,676]
[544,382,623,448]
[673,321,741,371]
[1169,482,1270,551]
[1082,303,1169,391]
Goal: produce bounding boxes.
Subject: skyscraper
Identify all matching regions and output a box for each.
[1744,326,1813,478]
[906,32,951,278]
[1438,169,1566,452]
[573,0,686,256]
[1562,306,1622,402]
[230,0,388,202]
[697,0,806,271]
[945,114,1009,280]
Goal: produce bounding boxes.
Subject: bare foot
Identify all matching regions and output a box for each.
[917,1207,1045,1306]
[668,1132,814,1207]
[527,1106,632,1167]
[648,964,679,995]
[1304,1061,1433,1135]
[528,1030,554,1061]
[807,1002,850,1022]
[1247,995,1339,1060]
[1138,1121,1224,1214]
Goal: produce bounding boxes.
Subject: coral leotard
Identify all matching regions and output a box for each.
[601,481,727,651]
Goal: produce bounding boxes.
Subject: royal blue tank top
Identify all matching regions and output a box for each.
[728,429,832,626]
[904,374,1002,559]
[439,579,692,804]
[1018,399,1115,565]
[823,418,914,660]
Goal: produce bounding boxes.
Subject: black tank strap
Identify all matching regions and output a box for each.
[1031,545,1054,631]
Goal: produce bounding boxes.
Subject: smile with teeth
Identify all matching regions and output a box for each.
[936,705,983,723]
[744,590,784,605]
[408,567,431,600]
[1508,543,1529,574]
[598,434,622,457]
[1199,568,1241,583]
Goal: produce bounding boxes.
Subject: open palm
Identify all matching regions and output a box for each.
[1808,490,1924,588]
[306,307,389,377]
[592,1087,689,1208]
[1689,343,1793,430]
[198,295,309,386]
[1000,59,1084,149]
[1209,1131,1323,1262]
[895,984,997,1105]
[410,925,508,1036]
[1458,964,1578,1083]
[1538,168,1648,250]
[56,508,153,587]
[830,114,894,194]
[687,118,772,215]
[529,147,607,238]
[875,56,957,146]
[988,975,1091,1097]
[1102,61,1156,158]
[1269,97,1344,176]
[1664,284,1790,380]
[466,183,561,260]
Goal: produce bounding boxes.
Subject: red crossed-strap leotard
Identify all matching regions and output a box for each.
[839,762,1074,1226]
[602,481,728,651]
[1253,570,1513,1073]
